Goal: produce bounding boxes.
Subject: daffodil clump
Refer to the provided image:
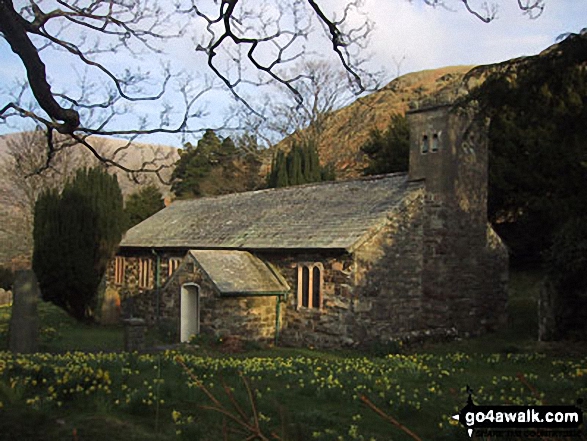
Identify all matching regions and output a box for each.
[0,350,584,440]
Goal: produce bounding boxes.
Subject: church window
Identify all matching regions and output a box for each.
[114,256,125,285]
[168,257,182,277]
[138,258,153,289]
[431,133,439,152]
[297,263,323,309]
[422,135,429,153]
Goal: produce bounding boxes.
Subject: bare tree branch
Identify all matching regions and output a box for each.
[0,0,546,180]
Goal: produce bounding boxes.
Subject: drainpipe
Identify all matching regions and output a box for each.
[151,249,161,322]
[274,294,283,346]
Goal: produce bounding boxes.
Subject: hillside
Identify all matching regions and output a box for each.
[0,134,179,197]
[274,65,475,179]
[0,134,179,266]
[280,34,586,180]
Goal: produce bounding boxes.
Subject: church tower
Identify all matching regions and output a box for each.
[406,101,507,335]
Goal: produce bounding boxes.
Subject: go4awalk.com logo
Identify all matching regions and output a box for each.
[451,386,584,437]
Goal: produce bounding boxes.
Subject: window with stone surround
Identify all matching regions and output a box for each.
[421,134,429,153]
[297,263,323,310]
[431,133,439,152]
[168,257,181,277]
[138,258,153,289]
[114,256,125,285]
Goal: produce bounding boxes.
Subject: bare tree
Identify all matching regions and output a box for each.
[234,59,373,149]
[0,0,545,176]
[0,130,92,262]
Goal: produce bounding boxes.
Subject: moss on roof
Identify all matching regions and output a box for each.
[120,173,423,251]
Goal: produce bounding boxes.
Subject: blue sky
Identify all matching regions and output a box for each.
[0,0,585,147]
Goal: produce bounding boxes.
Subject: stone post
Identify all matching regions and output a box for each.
[8,270,40,354]
[124,318,146,351]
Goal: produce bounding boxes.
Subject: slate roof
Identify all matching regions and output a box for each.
[189,250,289,295]
[121,173,424,251]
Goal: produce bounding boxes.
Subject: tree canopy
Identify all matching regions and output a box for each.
[267,141,334,188]
[171,129,262,198]
[361,113,410,176]
[467,33,587,269]
[32,167,126,321]
[124,184,165,230]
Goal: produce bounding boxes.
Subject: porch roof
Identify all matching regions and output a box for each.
[189,250,289,296]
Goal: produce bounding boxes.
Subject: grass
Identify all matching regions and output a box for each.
[0,300,123,353]
[0,270,585,440]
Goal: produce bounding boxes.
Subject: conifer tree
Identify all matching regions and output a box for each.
[275,150,289,188]
[125,184,165,229]
[287,143,305,186]
[267,141,334,188]
[33,167,125,322]
[361,113,410,176]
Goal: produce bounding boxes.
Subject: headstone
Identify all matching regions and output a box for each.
[124,318,146,351]
[100,287,121,325]
[8,270,40,353]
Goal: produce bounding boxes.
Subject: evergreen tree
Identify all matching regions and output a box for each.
[267,141,334,188]
[33,167,125,322]
[275,150,289,188]
[171,130,250,198]
[467,35,587,267]
[361,113,410,176]
[125,184,165,229]
[287,143,305,186]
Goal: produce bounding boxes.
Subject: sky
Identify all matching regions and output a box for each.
[0,0,585,147]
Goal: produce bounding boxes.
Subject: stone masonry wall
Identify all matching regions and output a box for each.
[105,250,186,323]
[106,251,278,342]
[263,250,356,348]
[352,190,426,343]
[408,105,508,336]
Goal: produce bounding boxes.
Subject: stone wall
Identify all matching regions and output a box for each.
[107,251,279,342]
[105,250,186,322]
[262,250,355,348]
[408,104,508,336]
[352,190,426,344]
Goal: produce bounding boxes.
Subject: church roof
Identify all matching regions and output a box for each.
[120,173,423,252]
[189,250,289,295]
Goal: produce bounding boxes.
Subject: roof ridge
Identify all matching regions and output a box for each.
[172,171,409,205]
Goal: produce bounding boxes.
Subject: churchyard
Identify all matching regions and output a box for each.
[0,270,585,440]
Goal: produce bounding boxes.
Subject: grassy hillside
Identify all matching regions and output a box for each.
[271,65,474,179]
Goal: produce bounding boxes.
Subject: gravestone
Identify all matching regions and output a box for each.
[124,318,146,352]
[8,270,40,353]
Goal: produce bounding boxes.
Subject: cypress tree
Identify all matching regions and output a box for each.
[33,167,125,322]
[287,143,305,186]
[275,150,289,188]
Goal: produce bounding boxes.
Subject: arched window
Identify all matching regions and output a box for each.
[168,257,182,277]
[431,133,439,152]
[421,135,429,154]
[301,266,310,307]
[297,263,323,310]
[312,266,321,308]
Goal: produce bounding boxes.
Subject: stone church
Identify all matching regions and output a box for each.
[105,102,508,348]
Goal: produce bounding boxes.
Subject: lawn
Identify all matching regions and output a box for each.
[0,270,585,441]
